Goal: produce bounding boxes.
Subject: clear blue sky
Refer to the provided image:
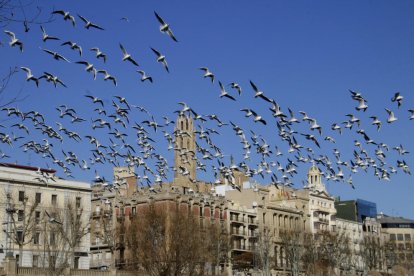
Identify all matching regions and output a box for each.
[1,0,413,218]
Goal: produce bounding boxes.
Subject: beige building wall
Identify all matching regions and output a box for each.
[0,164,91,269]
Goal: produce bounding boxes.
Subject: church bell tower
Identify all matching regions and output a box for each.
[173,115,196,188]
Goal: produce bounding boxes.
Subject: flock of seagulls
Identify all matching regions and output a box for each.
[0,5,413,195]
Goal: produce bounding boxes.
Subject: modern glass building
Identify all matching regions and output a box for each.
[335,198,377,222]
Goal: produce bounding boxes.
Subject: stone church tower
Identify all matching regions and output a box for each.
[173,115,196,189]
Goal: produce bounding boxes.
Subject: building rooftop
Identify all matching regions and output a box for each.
[377,213,414,225]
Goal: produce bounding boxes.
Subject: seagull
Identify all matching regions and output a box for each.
[85,95,104,107]
[75,61,97,79]
[218,81,236,101]
[355,98,368,112]
[44,210,63,225]
[154,11,178,42]
[97,70,117,86]
[41,48,70,62]
[119,43,139,66]
[61,41,82,56]
[77,14,104,30]
[39,72,66,87]
[52,10,76,26]
[199,67,214,83]
[120,17,129,22]
[40,26,60,42]
[137,70,153,83]
[409,109,414,120]
[229,82,242,95]
[385,108,397,123]
[20,67,39,87]
[250,110,267,125]
[249,80,272,103]
[151,47,169,72]
[391,92,403,108]
[4,30,23,52]
[370,116,382,131]
[90,47,106,63]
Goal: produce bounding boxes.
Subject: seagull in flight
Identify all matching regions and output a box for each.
[119,43,139,66]
[154,11,178,42]
[218,81,236,101]
[199,67,215,83]
[137,70,153,83]
[391,92,403,108]
[39,72,67,87]
[20,67,39,87]
[151,47,169,73]
[52,10,76,26]
[4,30,23,52]
[61,41,82,56]
[97,70,117,86]
[229,82,242,95]
[40,26,59,42]
[77,14,104,30]
[85,95,104,107]
[385,108,397,123]
[90,47,107,63]
[45,210,63,225]
[249,80,272,103]
[41,48,70,62]
[75,61,97,79]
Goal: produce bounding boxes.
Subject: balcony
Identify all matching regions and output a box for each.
[231,229,246,236]
[230,216,245,224]
[232,244,254,252]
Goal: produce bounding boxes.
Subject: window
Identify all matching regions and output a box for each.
[132,207,136,215]
[35,193,41,204]
[17,231,24,243]
[406,243,412,250]
[19,191,25,202]
[35,211,41,224]
[18,210,24,221]
[51,195,57,206]
[405,234,411,241]
[390,234,396,241]
[32,255,39,267]
[74,257,80,269]
[76,197,81,208]
[50,232,56,246]
[397,234,404,241]
[33,232,40,245]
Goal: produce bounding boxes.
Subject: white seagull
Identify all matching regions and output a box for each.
[154,11,178,42]
[385,108,397,123]
[77,14,104,30]
[4,30,23,52]
[119,43,139,66]
[90,47,107,63]
[20,67,39,87]
[61,41,82,56]
[40,26,60,42]
[137,70,153,83]
[52,10,76,26]
[199,67,215,83]
[151,47,169,73]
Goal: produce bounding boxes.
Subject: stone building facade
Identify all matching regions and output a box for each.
[0,163,91,269]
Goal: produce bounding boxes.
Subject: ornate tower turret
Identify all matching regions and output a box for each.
[307,164,327,193]
[173,115,196,187]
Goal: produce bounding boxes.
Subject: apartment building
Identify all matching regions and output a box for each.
[0,163,91,269]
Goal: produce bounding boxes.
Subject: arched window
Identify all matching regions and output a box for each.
[181,121,184,130]
[180,137,183,148]
[186,119,189,130]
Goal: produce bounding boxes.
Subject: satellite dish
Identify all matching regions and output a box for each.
[252,201,258,207]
